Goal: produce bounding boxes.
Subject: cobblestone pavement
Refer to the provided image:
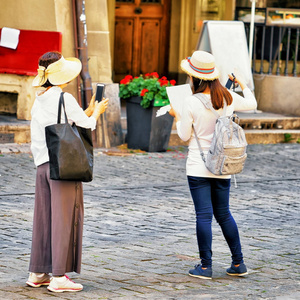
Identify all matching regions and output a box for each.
[0,144,299,300]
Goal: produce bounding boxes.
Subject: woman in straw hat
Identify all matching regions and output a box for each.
[169,51,257,279]
[26,51,108,292]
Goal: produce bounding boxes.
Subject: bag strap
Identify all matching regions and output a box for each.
[192,93,228,163]
[57,92,67,124]
[192,125,206,163]
[194,93,227,117]
[192,93,221,163]
[192,94,213,163]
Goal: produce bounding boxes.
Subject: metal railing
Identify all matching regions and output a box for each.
[245,23,299,76]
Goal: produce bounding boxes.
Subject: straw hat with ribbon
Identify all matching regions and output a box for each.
[32,56,82,87]
[181,50,219,81]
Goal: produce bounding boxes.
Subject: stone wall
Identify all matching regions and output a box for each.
[0,74,36,120]
[254,74,300,116]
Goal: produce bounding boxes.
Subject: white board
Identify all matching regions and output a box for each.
[197,21,254,91]
[156,84,193,118]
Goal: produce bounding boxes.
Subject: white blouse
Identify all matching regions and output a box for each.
[176,88,257,178]
[31,86,96,167]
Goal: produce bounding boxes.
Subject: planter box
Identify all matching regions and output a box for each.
[126,96,173,152]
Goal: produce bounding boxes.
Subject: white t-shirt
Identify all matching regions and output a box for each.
[31,86,96,167]
[176,88,257,178]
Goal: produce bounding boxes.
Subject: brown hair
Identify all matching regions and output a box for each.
[192,77,232,110]
[38,51,62,87]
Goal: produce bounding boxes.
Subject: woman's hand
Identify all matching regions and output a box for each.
[92,98,109,120]
[84,94,96,117]
[169,104,180,122]
[228,72,246,90]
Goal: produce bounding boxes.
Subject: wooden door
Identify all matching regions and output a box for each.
[114,0,170,82]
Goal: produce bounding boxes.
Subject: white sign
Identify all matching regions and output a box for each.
[0,27,20,50]
[156,84,193,117]
[197,21,254,91]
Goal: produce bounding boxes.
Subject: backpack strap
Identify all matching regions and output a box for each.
[222,101,227,116]
[192,94,216,164]
[194,93,227,117]
[192,93,228,165]
[192,125,206,163]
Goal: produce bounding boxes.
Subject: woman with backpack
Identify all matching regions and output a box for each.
[169,50,257,279]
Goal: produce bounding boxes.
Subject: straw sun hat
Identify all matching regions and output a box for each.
[32,56,82,87]
[181,50,219,81]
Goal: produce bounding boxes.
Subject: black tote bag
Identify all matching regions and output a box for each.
[45,92,93,182]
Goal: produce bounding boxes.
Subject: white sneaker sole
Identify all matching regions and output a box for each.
[47,286,83,293]
[189,273,212,280]
[26,281,50,288]
[226,271,248,276]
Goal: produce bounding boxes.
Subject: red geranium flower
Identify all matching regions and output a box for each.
[170,79,176,86]
[140,88,149,96]
[158,78,168,86]
[120,78,130,84]
[150,72,159,78]
[120,75,133,85]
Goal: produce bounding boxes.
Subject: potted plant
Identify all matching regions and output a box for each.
[119,72,176,152]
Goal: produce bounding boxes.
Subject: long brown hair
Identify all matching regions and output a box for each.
[192,77,232,110]
[38,51,62,87]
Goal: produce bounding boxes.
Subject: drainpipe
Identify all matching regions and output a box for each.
[72,0,82,106]
[73,0,92,109]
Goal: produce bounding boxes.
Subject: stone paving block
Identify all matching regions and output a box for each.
[0,290,32,300]
[0,144,299,299]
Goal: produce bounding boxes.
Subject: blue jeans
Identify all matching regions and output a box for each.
[187,176,244,268]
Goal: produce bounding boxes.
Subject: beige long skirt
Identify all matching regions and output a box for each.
[29,162,83,276]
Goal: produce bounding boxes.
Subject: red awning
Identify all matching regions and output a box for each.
[0,28,62,76]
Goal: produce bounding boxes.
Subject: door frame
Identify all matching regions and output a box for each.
[113,0,171,80]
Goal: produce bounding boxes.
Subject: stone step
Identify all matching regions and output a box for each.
[0,116,30,144]
[169,129,300,145]
[169,111,300,130]
[122,110,300,145]
[1,111,300,145]
[245,129,300,144]
[122,111,300,131]
[237,111,300,130]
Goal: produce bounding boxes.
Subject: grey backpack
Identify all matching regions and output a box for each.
[193,93,247,176]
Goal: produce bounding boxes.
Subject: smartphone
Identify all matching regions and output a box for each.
[95,83,105,102]
[225,73,235,89]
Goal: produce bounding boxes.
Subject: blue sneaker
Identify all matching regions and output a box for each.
[226,263,248,276]
[189,264,212,280]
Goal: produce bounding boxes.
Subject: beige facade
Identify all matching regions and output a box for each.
[0,0,112,120]
[1,0,299,123]
[168,0,235,80]
[0,0,235,120]
[85,0,112,85]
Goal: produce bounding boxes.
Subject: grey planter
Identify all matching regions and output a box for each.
[126,96,174,152]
